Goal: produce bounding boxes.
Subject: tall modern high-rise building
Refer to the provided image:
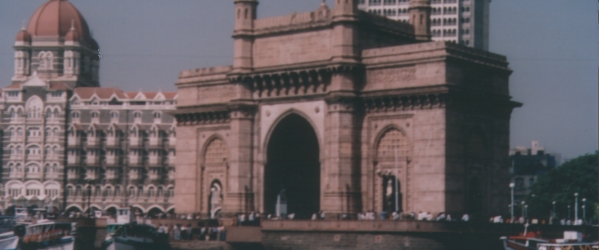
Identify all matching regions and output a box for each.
[357,0,490,50]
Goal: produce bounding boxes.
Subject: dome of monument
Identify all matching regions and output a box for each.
[25,0,93,43]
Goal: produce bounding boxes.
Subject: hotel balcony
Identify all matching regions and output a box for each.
[68,137,81,147]
[128,156,141,166]
[9,117,24,123]
[105,169,120,181]
[27,136,43,143]
[9,172,23,179]
[10,136,23,142]
[87,137,100,147]
[149,137,162,147]
[128,169,142,181]
[85,169,99,181]
[86,156,99,166]
[27,154,42,161]
[106,137,119,147]
[67,170,79,180]
[46,136,60,143]
[45,172,58,179]
[46,154,59,161]
[148,156,162,166]
[105,155,119,166]
[26,172,42,179]
[167,157,176,166]
[67,156,80,166]
[10,154,24,160]
[129,137,142,147]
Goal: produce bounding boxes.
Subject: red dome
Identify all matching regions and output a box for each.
[15,29,32,43]
[26,0,93,44]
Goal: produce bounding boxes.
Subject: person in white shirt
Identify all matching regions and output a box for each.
[461,214,469,222]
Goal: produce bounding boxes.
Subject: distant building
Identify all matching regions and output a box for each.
[2,0,177,216]
[357,0,491,50]
[509,141,559,202]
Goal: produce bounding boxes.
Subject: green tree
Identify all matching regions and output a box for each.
[524,152,598,222]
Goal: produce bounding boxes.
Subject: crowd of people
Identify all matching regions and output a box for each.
[156,223,226,241]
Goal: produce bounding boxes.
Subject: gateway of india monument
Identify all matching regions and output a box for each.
[173,0,521,220]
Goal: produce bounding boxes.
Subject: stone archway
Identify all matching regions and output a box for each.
[465,132,487,217]
[264,114,320,219]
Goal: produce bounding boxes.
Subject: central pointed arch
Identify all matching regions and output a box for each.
[264,113,320,219]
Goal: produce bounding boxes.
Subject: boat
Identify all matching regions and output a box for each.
[501,224,598,250]
[16,220,77,250]
[0,216,19,250]
[102,223,170,250]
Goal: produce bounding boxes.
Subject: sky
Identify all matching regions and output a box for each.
[0,0,597,160]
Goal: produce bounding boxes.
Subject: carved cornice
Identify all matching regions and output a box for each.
[325,92,361,112]
[228,62,363,99]
[172,105,230,126]
[363,93,447,113]
[172,102,259,125]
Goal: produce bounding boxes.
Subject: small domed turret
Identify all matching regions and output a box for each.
[65,20,81,42]
[15,28,32,44]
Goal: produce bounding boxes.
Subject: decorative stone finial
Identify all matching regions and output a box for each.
[70,19,75,30]
[21,20,26,30]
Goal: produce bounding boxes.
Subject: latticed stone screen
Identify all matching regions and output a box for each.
[204,139,228,164]
[377,129,409,162]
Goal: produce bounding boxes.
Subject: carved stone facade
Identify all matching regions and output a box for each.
[173,0,520,219]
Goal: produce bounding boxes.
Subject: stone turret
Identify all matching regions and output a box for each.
[233,0,258,72]
[333,0,358,18]
[332,0,359,63]
[409,0,432,41]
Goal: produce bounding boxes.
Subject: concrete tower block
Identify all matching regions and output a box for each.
[409,0,432,41]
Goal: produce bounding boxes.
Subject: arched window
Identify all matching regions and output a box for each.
[91,112,99,118]
[67,186,74,196]
[38,52,50,70]
[153,112,162,119]
[105,186,113,197]
[26,96,43,118]
[133,112,142,119]
[110,111,119,119]
[128,187,135,197]
[95,185,102,196]
[72,112,80,119]
[148,187,155,197]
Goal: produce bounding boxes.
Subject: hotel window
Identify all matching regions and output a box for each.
[26,189,40,196]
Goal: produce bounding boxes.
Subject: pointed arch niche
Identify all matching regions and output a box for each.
[372,127,411,214]
[200,137,229,216]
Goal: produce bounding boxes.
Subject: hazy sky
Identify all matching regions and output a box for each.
[0,0,597,160]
